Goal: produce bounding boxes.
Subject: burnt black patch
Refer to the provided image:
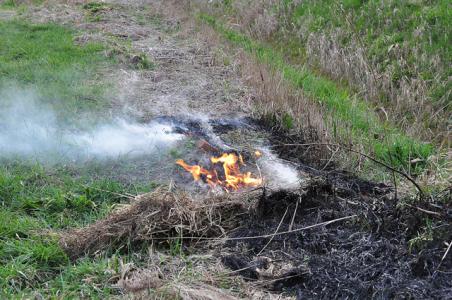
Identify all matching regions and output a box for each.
[221,179,452,299]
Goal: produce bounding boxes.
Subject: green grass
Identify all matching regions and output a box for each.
[199,13,434,174]
[0,19,157,297]
[0,20,111,123]
[82,2,109,14]
[0,161,156,296]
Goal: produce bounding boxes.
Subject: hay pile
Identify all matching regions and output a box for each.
[60,188,252,259]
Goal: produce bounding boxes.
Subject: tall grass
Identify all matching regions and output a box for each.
[199,13,434,174]
[202,0,451,145]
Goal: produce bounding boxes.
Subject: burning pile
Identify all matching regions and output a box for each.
[176,152,262,191]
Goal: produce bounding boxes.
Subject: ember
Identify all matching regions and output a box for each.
[176,152,262,190]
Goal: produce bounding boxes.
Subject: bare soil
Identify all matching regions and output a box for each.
[27,0,250,120]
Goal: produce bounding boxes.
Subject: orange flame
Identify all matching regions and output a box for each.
[176,152,262,190]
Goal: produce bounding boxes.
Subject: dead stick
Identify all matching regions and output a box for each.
[389,151,398,200]
[434,240,452,277]
[257,206,289,256]
[151,215,357,241]
[289,197,300,232]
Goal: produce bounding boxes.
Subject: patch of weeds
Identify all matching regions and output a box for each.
[282,113,294,130]
[408,218,434,253]
[169,148,182,159]
[82,2,108,14]
[43,256,117,297]
[131,53,155,70]
[0,0,17,8]
[169,237,184,257]
[82,2,111,23]
[1,0,44,8]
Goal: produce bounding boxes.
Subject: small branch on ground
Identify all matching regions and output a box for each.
[279,142,425,199]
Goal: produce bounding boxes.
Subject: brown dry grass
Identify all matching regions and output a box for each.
[237,51,336,164]
[58,187,287,299]
[305,30,449,145]
[59,188,250,259]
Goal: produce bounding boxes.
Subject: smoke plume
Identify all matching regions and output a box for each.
[0,88,183,163]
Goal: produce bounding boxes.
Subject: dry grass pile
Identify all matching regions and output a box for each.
[59,188,249,259]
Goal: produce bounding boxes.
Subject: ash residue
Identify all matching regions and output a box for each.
[221,176,452,299]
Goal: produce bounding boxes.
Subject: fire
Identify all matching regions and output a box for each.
[176,152,262,190]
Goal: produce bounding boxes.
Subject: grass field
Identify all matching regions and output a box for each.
[288,0,450,104]
[0,20,111,123]
[0,18,155,297]
[207,0,451,144]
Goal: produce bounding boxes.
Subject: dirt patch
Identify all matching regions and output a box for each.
[0,9,16,20]
[24,0,251,121]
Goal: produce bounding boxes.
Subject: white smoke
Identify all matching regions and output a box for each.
[0,88,183,162]
[257,147,302,190]
[75,121,181,157]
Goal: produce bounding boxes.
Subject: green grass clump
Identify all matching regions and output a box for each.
[82,2,108,14]
[199,13,434,173]
[1,0,44,8]
[82,2,111,22]
[0,20,111,122]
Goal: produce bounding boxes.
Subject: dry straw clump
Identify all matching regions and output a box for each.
[59,188,249,259]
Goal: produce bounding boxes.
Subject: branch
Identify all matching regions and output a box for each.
[279,142,425,198]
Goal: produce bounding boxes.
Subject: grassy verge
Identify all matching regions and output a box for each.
[209,0,450,145]
[0,20,111,123]
[0,18,154,297]
[198,13,435,175]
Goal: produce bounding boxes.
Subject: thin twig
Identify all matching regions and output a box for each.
[405,204,442,218]
[148,214,357,241]
[289,197,300,231]
[278,142,424,198]
[434,240,452,277]
[440,241,452,263]
[389,152,398,200]
[321,145,339,171]
[257,206,289,256]
[254,272,307,286]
